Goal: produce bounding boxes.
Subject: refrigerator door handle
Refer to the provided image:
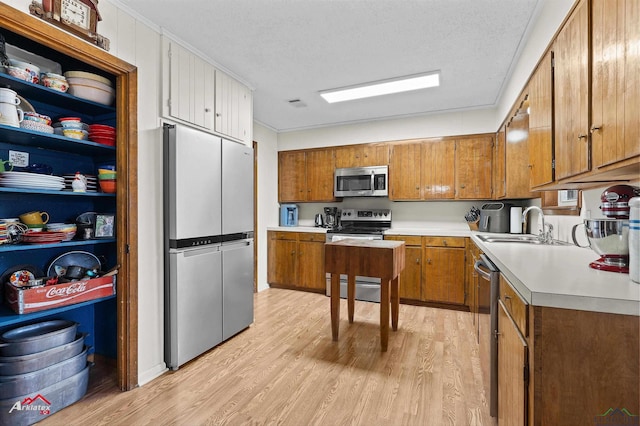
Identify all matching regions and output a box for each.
[181,245,220,257]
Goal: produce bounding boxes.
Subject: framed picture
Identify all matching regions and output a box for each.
[94,214,115,238]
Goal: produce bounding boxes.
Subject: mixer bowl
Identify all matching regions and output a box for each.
[573,218,629,256]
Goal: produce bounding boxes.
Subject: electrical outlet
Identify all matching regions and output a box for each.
[8,150,29,167]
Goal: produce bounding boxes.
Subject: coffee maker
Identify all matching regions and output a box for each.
[324,207,339,230]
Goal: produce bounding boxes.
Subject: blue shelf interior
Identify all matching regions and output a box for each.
[0,28,120,362]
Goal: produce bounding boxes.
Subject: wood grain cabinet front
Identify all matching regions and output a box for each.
[591,0,640,171]
[422,237,466,305]
[385,236,466,306]
[497,273,639,425]
[552,0,590,181]
[334,143,389,168]
[267,231,327,292]
[384,236,422,300]
[278,149,336,203]
[454,136,494,200]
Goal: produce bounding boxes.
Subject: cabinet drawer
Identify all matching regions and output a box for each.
[270,231,298,240]
[385,235,422,246]
[423,236,465,248]
[499,274,528,336]
[298,232,326,242]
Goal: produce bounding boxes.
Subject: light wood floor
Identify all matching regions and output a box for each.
[42,288,495,426]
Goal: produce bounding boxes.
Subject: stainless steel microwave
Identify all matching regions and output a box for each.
[334,165,388,197]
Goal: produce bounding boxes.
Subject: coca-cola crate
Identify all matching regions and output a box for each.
[5,276,116,314]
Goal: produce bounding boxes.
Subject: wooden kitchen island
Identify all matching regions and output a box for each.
[325,239,405,351]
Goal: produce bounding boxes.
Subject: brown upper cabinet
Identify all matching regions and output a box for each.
[494,125,506,199]
[334,143,389,168]
[278,148,336,202]
[553,0,590,181]
[591,0,640,170]
[505,99,537,199]
[389,139,455,200]
[527,51,554,189]
[389,136,490,201]
[455,136,494,199]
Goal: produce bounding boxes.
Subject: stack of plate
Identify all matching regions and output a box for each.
[22,231,66,244]
[0,171,64,191]
[88,124,116,146]
[63,174,97,192]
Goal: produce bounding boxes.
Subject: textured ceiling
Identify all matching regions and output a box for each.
[118,0,541,132]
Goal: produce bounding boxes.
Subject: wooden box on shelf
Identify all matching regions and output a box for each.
[5,275,115,314]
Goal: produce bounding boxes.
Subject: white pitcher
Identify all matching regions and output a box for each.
[0,88,24,128]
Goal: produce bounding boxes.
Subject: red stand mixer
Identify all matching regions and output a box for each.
[572,184,640,273]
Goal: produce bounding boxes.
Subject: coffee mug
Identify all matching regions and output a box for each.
[19,211,49,225]
[0,159,13,173]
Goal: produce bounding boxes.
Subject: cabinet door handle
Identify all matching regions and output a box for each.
[577,134,587,140]
[216,113,221,117]
[427,259,432,264]
[460,184,466,189]
[415,258,420,264]
[204,108,211,112]
[442,240,448,246]
[590,125,601,133]
[291,250,296,255]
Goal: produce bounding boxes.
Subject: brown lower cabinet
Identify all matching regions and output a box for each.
[384,235,466,306]
[267,231,327,291]
[498,274,640,425]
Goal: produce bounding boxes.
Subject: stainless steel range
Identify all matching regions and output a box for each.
[325,208,392,303]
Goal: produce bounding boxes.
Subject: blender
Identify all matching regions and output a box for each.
[572,184,640,273]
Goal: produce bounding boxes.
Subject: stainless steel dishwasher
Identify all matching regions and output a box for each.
[474,253,499,418]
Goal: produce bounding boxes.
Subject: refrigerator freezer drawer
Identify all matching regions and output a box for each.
[166,245,222,370]
[221,239,254,340]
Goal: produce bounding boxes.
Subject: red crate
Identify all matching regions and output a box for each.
[5,276,116,314]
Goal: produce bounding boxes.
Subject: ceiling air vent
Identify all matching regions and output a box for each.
[287,99,307,108]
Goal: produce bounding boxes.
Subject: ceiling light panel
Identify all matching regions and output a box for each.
[320,72,440,103]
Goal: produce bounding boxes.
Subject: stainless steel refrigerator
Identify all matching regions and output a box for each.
[164,123,254,370]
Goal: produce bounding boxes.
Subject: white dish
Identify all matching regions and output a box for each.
[0,183,64,190]
[67,83,115,106]
[1,171,64,181]
[63,71,111,86]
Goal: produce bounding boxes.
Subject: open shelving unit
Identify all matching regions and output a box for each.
[0,2,138,390]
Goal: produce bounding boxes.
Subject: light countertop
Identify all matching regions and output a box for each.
[471,233,640,316]
[267,225,640,315]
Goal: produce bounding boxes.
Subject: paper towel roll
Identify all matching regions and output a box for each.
[629,197,640,284]
[510,207,523,234]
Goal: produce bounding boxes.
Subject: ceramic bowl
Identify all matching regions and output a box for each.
[41,75,68,93]
[62,128,88,140]
[63,71,112,87]
[99,179,116,193]
[7,66,30,81]
[90,135,116,146]
[67,83,115,106]
[23,112,52,126]
[98,172,117,180]
[9,59,40,84]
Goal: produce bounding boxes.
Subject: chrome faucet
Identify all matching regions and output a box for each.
[522,206,554,244]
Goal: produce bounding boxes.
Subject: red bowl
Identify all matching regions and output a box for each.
[99,179,116,193]
[90,135,116,146]
[89,130,116,138]
[88,124,115,132]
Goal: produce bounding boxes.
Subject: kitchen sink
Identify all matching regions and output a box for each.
[475,234,572,246]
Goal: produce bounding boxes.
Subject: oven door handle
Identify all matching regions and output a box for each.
[474,260,492,281]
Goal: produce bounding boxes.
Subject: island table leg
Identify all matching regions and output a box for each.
[380,278,390,351]
[331,273,340,341]
[391,275,399,331]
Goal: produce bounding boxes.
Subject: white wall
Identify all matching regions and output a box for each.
[253,123,280,292]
